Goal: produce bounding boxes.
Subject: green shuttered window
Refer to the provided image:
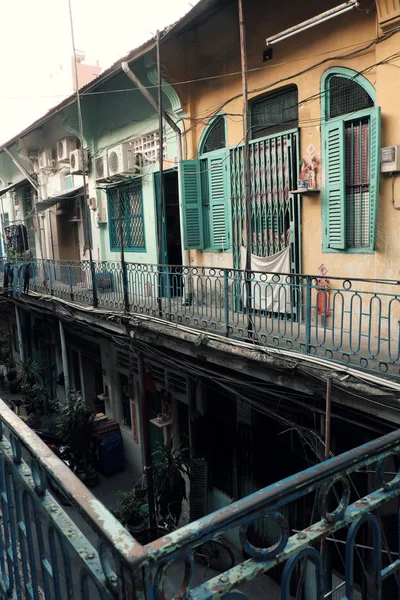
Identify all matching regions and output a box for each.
[181,116,230,251]
[322,71,380,253]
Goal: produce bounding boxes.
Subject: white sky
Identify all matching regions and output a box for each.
[0,0,198,144]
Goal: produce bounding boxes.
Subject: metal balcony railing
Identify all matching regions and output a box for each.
[1,258,400,378]
[1,399,400,598]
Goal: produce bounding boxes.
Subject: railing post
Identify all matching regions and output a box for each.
[47,260,53,296]
[305,275,312,354]
[67,262,74,301]
[224,269,230,337]
[167,267,172,321]
[91,261,98,308]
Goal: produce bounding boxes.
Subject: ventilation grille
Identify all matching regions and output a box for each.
[116,348,138,373]
[203,116,226,153]
[190,458,208,520]
[95,157,104,178]
[168,372,187,395]
[109,151,119,174]
[329,76,374,119]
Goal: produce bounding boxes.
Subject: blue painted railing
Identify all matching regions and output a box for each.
[1,258,400,378]
[1,398,400,598]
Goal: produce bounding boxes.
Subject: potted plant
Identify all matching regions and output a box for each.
[153,438,190,526]
[111,490,147,536]
[135,475,148,499]
[56,391,98,486]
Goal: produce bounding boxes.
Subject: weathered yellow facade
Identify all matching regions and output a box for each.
[163,0,400,282]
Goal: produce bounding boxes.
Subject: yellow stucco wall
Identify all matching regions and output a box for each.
[163,0,400,282]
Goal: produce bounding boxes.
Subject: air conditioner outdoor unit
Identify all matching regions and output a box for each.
[69,149,88,174]
[57,137,77,162]
[69,197,82,222]
[107,143,137,178]
[38,149,53,170]
[95,153,109,181]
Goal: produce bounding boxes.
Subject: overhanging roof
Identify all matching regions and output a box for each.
[0,0,231,152]
[0,178,29,197]
[36,186,84,211]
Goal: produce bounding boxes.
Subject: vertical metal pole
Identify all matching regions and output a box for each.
[117,189,129,312]
[187,376,195,461]
[59,319,70,402]
[156,30,164,318]
[67,0,98,309]
[238,0,253,338]
[321,375,333,591]
[14,306,25,363]
[324,375,332,461]
[138,353,157,529]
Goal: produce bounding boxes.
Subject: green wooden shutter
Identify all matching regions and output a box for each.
[208,152,230,250]
[325,118,346,250]
[368,107,381,250]
[180,160,204,250]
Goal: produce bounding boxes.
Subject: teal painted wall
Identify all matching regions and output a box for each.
[62,54,180,265]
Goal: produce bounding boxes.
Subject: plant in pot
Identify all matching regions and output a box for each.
[15,358,57,424]
[135,475,148,500]
[56,391,98,487]
[153,438,190,526]
[111,490,146,536]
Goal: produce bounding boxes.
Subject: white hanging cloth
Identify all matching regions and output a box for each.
[240,246,291,313]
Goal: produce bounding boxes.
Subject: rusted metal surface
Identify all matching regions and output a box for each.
[1,398,400,598]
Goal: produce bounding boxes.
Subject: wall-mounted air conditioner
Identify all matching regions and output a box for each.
[95,153,109,181]
[69,149,88,174]
[107,143,137,178]
[57,137,77,163]
[38,149,54,170]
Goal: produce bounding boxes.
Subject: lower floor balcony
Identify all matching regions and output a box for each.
[0,396,400,599]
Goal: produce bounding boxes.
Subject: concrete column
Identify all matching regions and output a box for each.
[58,320,70,401]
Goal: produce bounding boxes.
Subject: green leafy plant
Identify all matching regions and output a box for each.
[16,359,53,417]
[111,490,145,528]
[153,438,190,525]
[56,391,95,469]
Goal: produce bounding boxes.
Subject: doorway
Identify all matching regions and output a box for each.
[154,170,183,297]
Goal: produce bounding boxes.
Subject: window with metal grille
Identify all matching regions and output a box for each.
[201,116,226,153]
[329,76,374,119]
[345,118,370,248]
[107,182,145,252]
[250,86,298,139]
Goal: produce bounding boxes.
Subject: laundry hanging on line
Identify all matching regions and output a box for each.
[240,246,291,313]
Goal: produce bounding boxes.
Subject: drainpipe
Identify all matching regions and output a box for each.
[14,306,25,363]
[59,319,70,401]
[121,62,190,268]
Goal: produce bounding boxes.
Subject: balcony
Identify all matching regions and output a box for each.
[2,258,400,379]
[0,397,400,598]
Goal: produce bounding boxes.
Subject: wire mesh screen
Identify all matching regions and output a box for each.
[251,86,298,139]
[107,182,145,251]
[329,76,374,119]
[202,116,226,153]
[345,117,370,248]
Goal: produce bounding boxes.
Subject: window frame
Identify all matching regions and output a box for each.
[199,114,227,156]
[321,68,379,254]
[250,85,299,141]
[119,372,132,430]
[198,115,230,253]
[107,181,146,253]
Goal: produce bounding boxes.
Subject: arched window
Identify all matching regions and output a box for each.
[250,85,298,139]
[321,68,380,252]
[200,115,226,154]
